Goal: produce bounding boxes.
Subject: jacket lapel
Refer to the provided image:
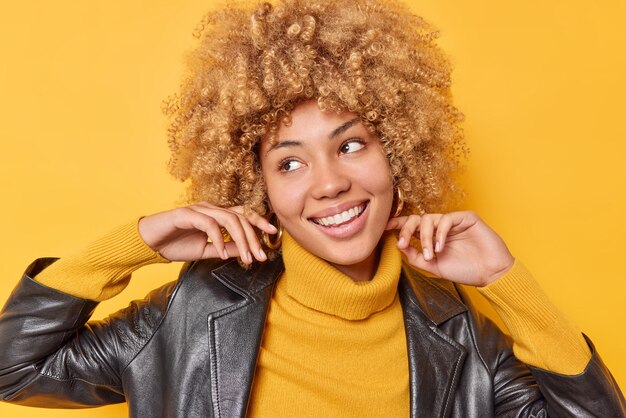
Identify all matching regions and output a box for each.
[204,258,469,418]
[206,259,283,418]
[399,265,468,418]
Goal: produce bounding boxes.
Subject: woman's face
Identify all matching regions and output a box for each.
[259,100,394,280]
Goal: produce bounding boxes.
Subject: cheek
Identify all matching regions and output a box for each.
[362,156,394,198]
[263,172,306,221]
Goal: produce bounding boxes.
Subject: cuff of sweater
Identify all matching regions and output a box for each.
[35,218,170,301]
[476,259,591,375]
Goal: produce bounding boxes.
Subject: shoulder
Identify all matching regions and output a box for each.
[104,257,281,367]
[120,256,284,320]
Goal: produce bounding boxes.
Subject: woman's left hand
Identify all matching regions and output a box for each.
[385,211,515,287]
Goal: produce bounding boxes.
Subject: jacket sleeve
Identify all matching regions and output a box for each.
[457,283,625,417]
[0,258,176,408]
[473,261,626,416]
[527,336,626,418]
[490,332,625,417]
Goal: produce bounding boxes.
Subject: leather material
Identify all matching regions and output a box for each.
[1,256,624,417]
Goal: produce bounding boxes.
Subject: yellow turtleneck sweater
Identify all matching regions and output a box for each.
[246,231,408,416]
[33,219,592,398]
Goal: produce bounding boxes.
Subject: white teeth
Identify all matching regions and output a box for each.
[312,204,366,227]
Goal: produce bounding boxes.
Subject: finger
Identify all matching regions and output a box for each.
[175,208,228,260]
[401,245,425,269]
[195,216,228,260]
[236,212,267,262]
[190,206,253,264]
[400,246,440,277]
[201,241,241,260]
[217,213,254,264]
[419,214,442,261]
[434,213,454,253]
[224,206,272,260]
[239,207,279,235]
[219,205,278,237]
[397,215,421,249]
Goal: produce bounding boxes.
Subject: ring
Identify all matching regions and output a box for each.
[220,227,232,242]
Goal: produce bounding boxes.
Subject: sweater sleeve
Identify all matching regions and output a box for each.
[476,259,592,375]
[34,218,171,301]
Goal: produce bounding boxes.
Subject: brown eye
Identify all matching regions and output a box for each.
[340,140,365,154]
[279,159,303,172]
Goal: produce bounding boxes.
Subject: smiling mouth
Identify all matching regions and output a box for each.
[309,202,369,227]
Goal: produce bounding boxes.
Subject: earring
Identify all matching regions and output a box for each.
[262,213,283,250]
[392,187,405,217]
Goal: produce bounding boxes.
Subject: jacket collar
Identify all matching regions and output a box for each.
[400,263,468,325]
[206,257,468,418]
[211,257,284,297]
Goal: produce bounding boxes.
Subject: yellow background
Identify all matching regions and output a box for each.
[1,0,624,416]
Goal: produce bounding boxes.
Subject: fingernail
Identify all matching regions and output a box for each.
[247,251,253,264]
[223,248,229,259]
[423,247,431,260]
[435,241,441,253]
[258,248,267,260]
[267,224,278,233]
[397,237,405,247]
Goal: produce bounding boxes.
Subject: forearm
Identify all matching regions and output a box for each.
[35,218,170,301]
[477,260,591,375]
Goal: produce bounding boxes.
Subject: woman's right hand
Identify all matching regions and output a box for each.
[137,202,278,264]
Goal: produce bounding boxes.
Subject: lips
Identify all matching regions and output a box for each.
[309,201,368,227]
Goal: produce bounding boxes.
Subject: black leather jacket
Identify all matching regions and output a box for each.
[0,257,624,417]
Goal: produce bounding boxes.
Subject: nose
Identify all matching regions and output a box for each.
[310,163,351,200]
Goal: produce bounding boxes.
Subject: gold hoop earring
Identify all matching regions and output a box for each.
[262,213,283,250]
[392,187,405,217]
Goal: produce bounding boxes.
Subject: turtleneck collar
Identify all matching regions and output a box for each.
[279,231,401,320]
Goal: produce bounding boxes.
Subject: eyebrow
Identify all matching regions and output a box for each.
[330,117,360,139]
[265,117,361,156]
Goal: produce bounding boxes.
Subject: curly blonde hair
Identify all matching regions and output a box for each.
[163,0,467,217]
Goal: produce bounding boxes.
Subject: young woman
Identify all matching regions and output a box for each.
[1,0,624,416]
